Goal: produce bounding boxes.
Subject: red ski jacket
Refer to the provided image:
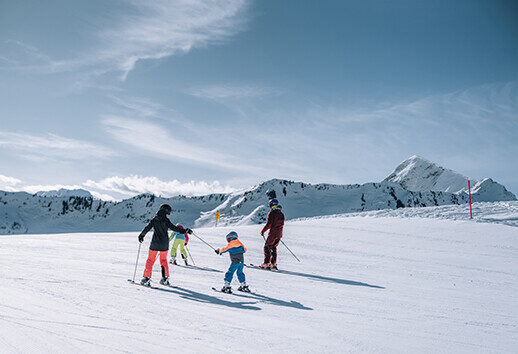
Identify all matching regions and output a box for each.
[261,207,285,239]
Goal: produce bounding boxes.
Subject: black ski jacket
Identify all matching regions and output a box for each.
[139,210,187,251]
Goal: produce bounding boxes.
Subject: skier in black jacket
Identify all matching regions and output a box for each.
[139,204,192,286]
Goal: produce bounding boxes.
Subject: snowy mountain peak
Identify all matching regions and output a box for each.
[384,156,469,193]
[384,156,516,201]
[469,178,517,202]
[35,188,93,198]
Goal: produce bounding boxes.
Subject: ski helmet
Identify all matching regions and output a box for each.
[159,204,172,214]
[226,231,238,241]
[268,199,278,208]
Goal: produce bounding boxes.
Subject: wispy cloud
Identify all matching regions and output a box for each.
[84,175,236,197]
[115,0,248,79]
[101,115,265,173]
[187,84,283,100]
[0,132,116,160]
[102,115,219,165]
[0,40,54,69]
[102,0,249,79]
[109,95,185,126]
[0,174,22,191]
[111,95,165,118]
[6,1,249,80]
[19,183,116,201]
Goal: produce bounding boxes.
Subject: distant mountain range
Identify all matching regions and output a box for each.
[0,156,515,234]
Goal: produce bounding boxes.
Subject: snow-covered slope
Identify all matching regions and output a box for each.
[0,180,467,234]
[468,178,516,202]
[1,216,516,352]
[384,155,516,202]
[35,188,93,198]
[300,201,518,227]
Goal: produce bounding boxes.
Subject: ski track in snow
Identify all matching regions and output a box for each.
[1,215,517,352]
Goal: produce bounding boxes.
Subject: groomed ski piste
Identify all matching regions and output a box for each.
[1,203,517,352]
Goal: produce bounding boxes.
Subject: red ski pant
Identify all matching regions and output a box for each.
[264,236,281,264]
[143,249,169,278]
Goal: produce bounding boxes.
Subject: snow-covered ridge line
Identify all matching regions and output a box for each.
[36,188,93,198]
[1,156,515,235]
[0,179,467,235]
[289,201,518,228]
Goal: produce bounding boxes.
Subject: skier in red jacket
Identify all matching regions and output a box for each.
[260,199,285,270]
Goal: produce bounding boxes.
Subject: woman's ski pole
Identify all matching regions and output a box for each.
[280,239,300,262]
[191,231,217,251]
[132,242,142,282]
[185,245,196,266]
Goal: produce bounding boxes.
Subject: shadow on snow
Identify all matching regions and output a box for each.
[233,291,313,310]
[254,268,385,289]
[145,285,262,311]
[174,264,223,273]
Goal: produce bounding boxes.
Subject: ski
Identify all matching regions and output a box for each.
[127,279,176,289]
[212,287,234,295]
[212,287,256,296]
[245,264,279,271]
[128,279,159,289]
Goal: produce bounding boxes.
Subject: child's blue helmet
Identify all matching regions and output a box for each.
[226,231,238,242]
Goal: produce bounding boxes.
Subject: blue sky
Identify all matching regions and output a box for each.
[0,0,517,200]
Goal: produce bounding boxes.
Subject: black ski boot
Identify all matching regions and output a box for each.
[221,281,232,293]
[160,276,170,286]
[140,277,151,286]
[238,282,250,293]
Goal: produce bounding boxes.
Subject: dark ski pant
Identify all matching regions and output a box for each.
[264,235,281,264]
[224,262,245,283]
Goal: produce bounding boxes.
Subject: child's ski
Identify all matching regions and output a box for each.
[212,287,234,294]
[212,287,259,297]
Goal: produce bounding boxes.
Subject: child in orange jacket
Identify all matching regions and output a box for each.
[215,231,250,293]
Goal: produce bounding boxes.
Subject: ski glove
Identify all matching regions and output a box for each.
[215,249,220,254]
[184,228,193,234]
[138,234,144,243]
